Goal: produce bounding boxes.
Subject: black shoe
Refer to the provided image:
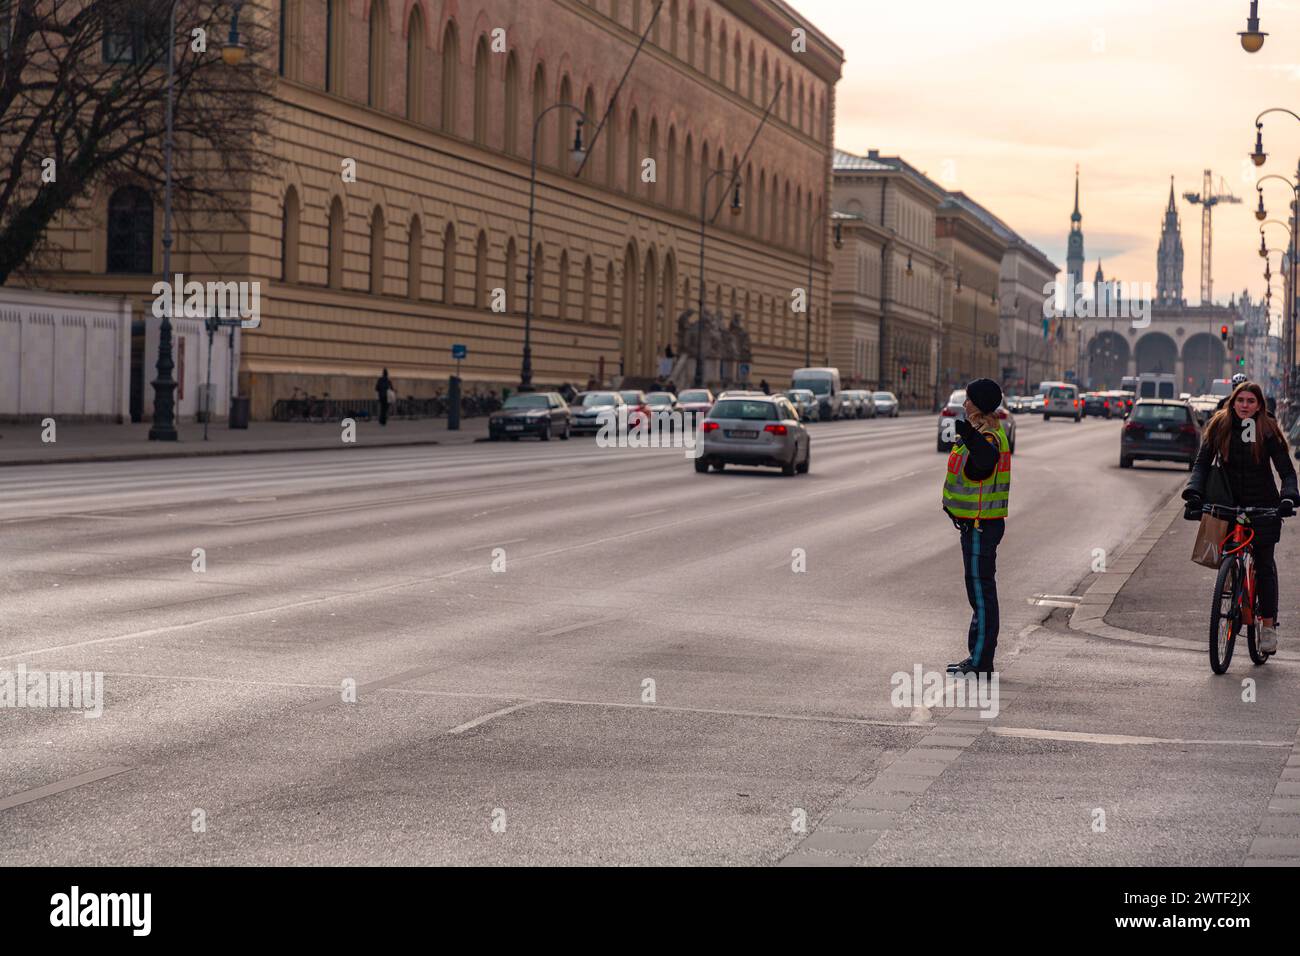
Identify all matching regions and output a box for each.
[950,660,994,676]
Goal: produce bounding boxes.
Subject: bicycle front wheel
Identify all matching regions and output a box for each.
[1209,558,1240,675]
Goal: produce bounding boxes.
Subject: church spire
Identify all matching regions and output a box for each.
[1167,175,1176,212]
[1071,165,1082,223]
[1066,164,1085,292]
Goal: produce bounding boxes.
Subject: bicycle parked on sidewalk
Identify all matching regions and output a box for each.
[1196,504,1286,674]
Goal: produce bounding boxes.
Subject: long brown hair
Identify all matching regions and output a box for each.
[1202,381,1287,463]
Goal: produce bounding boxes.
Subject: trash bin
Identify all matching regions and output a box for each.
[196,384,216,424]
[229,396,250,429]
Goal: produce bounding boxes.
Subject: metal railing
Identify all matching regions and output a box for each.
[270,394,502,423]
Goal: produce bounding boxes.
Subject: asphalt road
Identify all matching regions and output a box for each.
[2,413,1296,865]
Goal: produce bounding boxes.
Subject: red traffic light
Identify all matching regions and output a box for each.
[1220,325,1229,340]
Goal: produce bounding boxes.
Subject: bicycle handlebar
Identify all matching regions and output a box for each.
[1201,503,1282,519]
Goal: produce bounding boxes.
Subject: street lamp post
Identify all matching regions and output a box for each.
[694,169,742,388]
[520,105,589,392]
[1239,1,1268,52]
[804,212,843,368]
[149,0,245,441]
[1256,170,1300,419]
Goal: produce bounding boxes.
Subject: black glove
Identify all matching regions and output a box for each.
[1281,499,1296,519]
[1184,497,1204,521]
[954,418,977,442]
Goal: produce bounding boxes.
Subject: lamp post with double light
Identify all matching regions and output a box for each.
[803,212,843,368]
[1250,119,1300,417]
[694,169,743,388]
[519,106,590,392]
[149,0,246,440]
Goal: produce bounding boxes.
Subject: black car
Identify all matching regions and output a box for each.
[1120,400,1198,469]
[1082,392,1108,418]
[488,392,571,441]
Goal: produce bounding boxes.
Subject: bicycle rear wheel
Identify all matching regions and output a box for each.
[1243,556,1270,665]
[1209,558,1240,674]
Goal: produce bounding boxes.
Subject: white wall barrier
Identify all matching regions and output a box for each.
[0,288,131,422]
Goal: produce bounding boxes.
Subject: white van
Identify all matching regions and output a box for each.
[791,367,844,421]
[1043,382,1079,422]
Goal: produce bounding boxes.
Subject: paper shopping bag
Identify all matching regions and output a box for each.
[1191,514,1230,568]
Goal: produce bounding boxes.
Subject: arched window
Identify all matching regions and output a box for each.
[606,261,617,324]
[669,0,679,57]
[699,138,709,210]
[556,75,573,169]
[532,242,545,316]
[757,169,766,239]
[784,69,792,122]
[327,196,344,289]
[368,0,387,109]
[106,186,153,274]
[442,222,457,303]
[717,22,726,85]
[581,87,597,180]
[760,54,768,104]
[797,78,805,132]
[558,249,570,319]
[733,35,741,90]
[647,119,659,201]
[440,21,459,134]
[281,187,300,282]
[686,6,695,67]
[473,36,490,144]
[747,45,755,101]
[702,17,711,78]
[683,133,694,212]
[666,126,677,208]
[625,109,639,195]
[583,256,594,323]
[782,181,791,247]
[532,63,547,165]
[406,6,424,121]
[326,0,345,94]
[505,238,518,313]
[407,215,422,299]
[743,162,753,234]
[604,101,617,188]
[474,231,488,308]
[369,206,385,293]
[504,53,519,154]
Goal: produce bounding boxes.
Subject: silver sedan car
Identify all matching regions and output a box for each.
[696,395,810,476]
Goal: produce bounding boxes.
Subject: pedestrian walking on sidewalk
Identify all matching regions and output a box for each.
[941,378,1012,675]
[375,368,394,426]
[1183,380,1298,654]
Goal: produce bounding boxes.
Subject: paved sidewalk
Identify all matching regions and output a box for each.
[0,417,492,466]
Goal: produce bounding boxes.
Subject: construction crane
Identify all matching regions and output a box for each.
[1183,169,1242,304]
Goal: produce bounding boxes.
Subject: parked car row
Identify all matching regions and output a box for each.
[1079,389,1135,419]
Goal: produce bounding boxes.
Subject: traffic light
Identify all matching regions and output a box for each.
[1220,325,1229,342]
[901,364,909,382]
[1239,355,1246,367]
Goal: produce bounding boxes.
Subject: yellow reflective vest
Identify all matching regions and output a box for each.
[941,423,1011,519]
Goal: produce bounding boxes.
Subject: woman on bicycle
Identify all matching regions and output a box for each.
[1184,380,1298,654]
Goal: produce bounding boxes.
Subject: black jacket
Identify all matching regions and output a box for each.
[1184,415,1298,507]
[375,375,392,398]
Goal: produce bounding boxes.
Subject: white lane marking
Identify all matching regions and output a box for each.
[460,537,527,552]
[446,702,534,735]
[537,615,624,637]
[732,492,762,500]
[868,522,896,534]
[0,766,135,813]
[629,508,668,518]
[990,727,1293,748]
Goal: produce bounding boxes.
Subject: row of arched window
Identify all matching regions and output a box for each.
[277,4,825,253]
[277,185,820,348]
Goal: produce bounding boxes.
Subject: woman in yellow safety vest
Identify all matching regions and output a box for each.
[941,378,1011,675]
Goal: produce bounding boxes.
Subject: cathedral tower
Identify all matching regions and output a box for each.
[1067,166,1084,294]
[1156,177,1185,306]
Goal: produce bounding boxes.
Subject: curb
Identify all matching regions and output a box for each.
[1066,492,1202,649]
[0,438,453,467]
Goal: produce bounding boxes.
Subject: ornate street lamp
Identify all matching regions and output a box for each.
[694,169,743,388]
[1240,1,1267,53]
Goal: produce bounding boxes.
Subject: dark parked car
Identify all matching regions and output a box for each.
[1120,399,1198,469]
[488,392,571,441]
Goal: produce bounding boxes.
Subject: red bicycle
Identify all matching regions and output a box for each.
[1203,504,1281,674]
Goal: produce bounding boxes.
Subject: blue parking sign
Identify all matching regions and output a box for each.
[452,344,468,360]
